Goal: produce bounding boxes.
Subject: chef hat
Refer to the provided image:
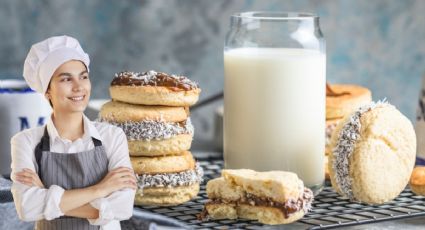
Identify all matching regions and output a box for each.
[23,35,90,94]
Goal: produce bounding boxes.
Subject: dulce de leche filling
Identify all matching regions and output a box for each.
[111,70,199,91]
[201,188,313,219]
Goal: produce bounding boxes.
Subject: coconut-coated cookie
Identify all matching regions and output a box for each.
[328,101,416,204]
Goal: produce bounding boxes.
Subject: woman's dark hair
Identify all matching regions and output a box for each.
[46,81,53,108]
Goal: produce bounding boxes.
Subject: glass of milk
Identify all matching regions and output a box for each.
[224,12,326,194]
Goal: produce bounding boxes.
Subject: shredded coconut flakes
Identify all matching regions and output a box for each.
[136,162,204,190]
[100,118,194,141]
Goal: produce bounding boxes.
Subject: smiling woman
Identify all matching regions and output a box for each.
[48,61,91,113]
[44,60,92,141]
[10,35,136,230]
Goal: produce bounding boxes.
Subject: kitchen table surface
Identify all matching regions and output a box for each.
[2,149,425,229]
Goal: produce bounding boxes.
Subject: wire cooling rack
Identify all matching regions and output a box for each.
[135,156,425,229]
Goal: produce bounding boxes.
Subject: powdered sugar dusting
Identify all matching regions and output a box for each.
[332,100,391,201]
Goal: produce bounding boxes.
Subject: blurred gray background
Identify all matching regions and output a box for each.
[1,0,425,145]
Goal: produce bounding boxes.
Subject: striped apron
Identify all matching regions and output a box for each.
[34,127,109,230]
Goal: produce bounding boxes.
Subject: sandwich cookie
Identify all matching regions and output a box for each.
[410,166,425,196]
[110,70,201,106]
[324,155,330,180]
[200,169,313,225]
[132,151,203,206]
[326,84,372,120]
[325,84,372,155]
[99,100,193,156]
[325,118,341,155]
[328,101,416,204]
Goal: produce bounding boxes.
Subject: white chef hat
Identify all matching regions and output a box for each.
[23,35,90,94]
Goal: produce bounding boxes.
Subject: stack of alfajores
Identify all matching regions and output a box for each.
[100,70,203,206]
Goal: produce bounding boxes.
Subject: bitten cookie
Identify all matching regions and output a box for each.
[110,70,201,106]
[200,169,313,225]
[99,100,193,156]
[410,166,425,196]
[328,101,416,204]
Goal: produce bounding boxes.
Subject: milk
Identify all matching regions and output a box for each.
[224,48,326,187]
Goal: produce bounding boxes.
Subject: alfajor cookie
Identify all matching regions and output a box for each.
[326,84,372,120]
[200,169,313,225]
[132,151,203,206]
[328,101,416,204]
[325,84,372,155]
[324,155,330,180]
[325,118,341,155]
[99,100,193,156]
[409,166,425,196]
[110,70,201,106]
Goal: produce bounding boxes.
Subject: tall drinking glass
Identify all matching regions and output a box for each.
[224,12,326,194]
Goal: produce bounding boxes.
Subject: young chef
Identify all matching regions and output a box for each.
[10,35,136,229]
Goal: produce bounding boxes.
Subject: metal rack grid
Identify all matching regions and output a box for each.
[135,158,425,229]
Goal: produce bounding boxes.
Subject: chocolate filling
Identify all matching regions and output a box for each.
[199,188,313,220]
[111,70,199,91]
